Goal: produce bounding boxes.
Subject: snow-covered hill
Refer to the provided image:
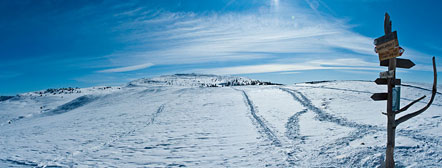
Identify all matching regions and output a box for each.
[0,74,440,167]
[128,73,280,87]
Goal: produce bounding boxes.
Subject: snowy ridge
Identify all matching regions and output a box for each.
[0,76,440,167]
[127,73,279,87]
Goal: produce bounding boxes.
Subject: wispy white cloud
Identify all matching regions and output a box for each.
[97,63,154,73]
[88,0,436,80]
[309,58,378,67]
[413,64,442,72]
[279,71,301,74]
[100,1,376,68]
[192,58,381,75]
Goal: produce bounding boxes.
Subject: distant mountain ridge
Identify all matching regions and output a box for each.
[127,73,281,87]
[2,74,440,99]
[0,74,279,99]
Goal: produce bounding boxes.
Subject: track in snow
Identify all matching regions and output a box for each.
[280,88,382,131]
[280,87,384,166]
[237,89,282,147]
[236,88,310,167]
[280,87,441,166]
[284,109,309,166]
[294,84,442,107]
[285,109,308,141]
[61,104,167,166]
[284,87,442,144]
[0,158,41,168]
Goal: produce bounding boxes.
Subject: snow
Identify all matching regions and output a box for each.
[0,75,440,167]
[128,73,279,87]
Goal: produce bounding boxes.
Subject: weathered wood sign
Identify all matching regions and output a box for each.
[371,93,387,101]
[378,47,401,61]
[374,31,404,61]
[375,39,399,53]
[380,58,415,69]
[374,78,401,85]
[374,31,397,46]
[375,31,398,54]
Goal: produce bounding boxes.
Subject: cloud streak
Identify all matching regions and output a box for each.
[192,58,382,75]
[97,63,154,73]
[75,0,436,82]
[100,1,376,69]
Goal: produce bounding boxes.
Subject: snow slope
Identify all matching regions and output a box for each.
[0,75,440,167]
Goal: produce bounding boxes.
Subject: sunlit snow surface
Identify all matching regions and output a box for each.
[0,75,441,167]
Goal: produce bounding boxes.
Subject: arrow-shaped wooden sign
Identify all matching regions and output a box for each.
[380,58,415,69]
[375,78,401,85]
[374,31,398,46]
[371,93,388,101]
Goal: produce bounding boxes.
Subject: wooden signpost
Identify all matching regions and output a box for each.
[371,93,388,101]
[375,78,401,85]
[371,13,438,168]
[380,58,415,68]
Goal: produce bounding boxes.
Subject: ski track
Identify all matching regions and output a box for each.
[0,158,64,168]
[235,89,282,147]
[280,88,382,131]
[294,85,442,107]
[285,109,308,141]
[285,86,442,144]
[0,158,39,167]
[235,88,307,167]
[284,109,308,166]
[236,87,395,166]
[280,87,441,166]
[280,87,384,165]
[401,84,442,95]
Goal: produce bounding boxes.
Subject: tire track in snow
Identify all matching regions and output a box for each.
[235,89,282,147]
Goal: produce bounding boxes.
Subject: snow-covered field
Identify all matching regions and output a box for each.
[0,74,440,167]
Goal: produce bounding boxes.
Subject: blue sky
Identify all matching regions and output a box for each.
[1,0,441,95]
